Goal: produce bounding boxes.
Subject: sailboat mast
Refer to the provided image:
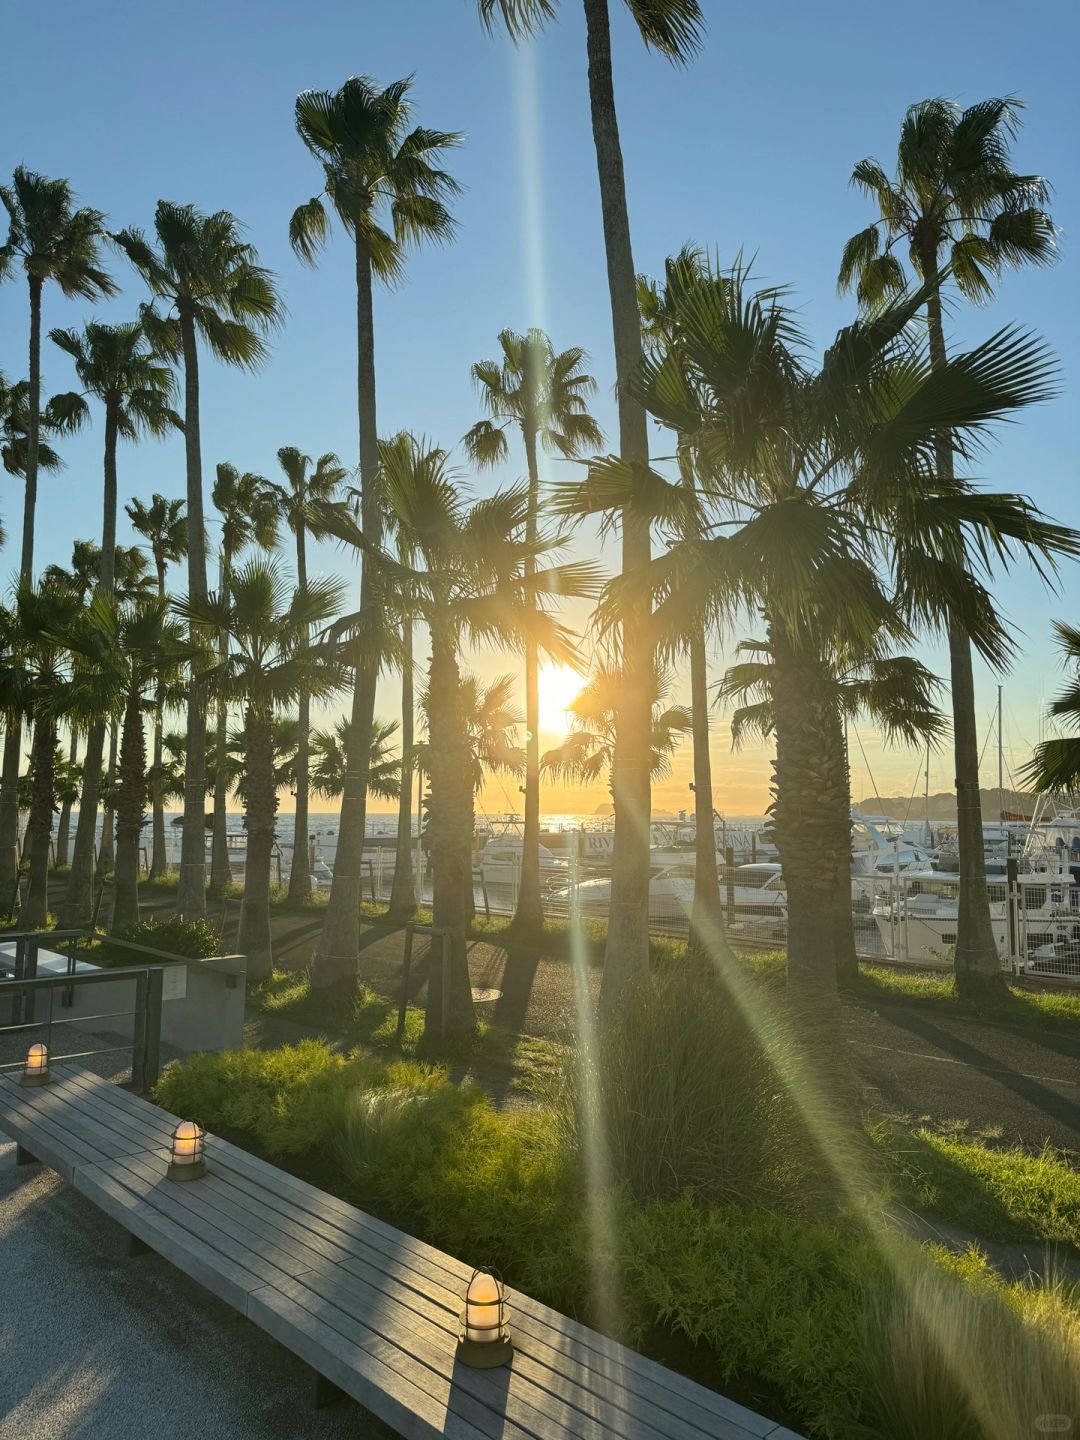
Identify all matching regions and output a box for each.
[998,684,1004,820]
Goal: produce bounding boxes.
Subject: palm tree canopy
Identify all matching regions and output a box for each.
[64,593,194,724]
[463,328,603,470]
[541,664,691,783]
[311,716,401,802]
[43,540,154,604]
[113,201,281,369]
[418,672,525,795]
[49,320,182,440]
[1021,622,1080,793]
[0,166,116,298]
[839,97,1057,307]
[476,0,704,60]
[126,493,188,572]
[266,447,349,538]
[212,462,278,565]
[0,372,75,481]
[290,75,461,282]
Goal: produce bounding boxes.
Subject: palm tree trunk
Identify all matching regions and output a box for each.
[22,707,56,929]
[583,0,654,1010]
[687,630,724,956]
[387,616,417,921]
[176,308,208,918]
[0,276,44,903]
[99,719,118,870]
[112,689,147,930]
[237,706,276,982]
[312,235,381,991]
[60,720,105,926]
[149,553,168,879]
[514,421,544,933]
[287,525,312,902]
[425,616,477,1040]
[100,404,119,593]
[769,624,845,1005]
[209,555,231,898]
[920,253,1001,993]
[55,725,78,867]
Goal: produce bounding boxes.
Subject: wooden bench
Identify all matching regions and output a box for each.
[0,1064,805,1440]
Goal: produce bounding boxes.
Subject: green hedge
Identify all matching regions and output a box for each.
[154,1036,1080,1437]
[94,915,223,967]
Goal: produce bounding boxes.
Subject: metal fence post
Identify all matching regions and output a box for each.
[131,970,148,1092]
[398,924,415,1043]
[440,928,450,1039]
[142,967,164,1094]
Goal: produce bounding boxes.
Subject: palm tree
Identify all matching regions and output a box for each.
[290,74,460,991]
[66,596,192,927]
[557,264,1075,998]
[540,664,690,789]
[208,462,278,896]
[324,436,600,1038]
[0,581,82,928]
[126,493,188,877]
[839,96,1057,994]
[113,201,282,918]
[310,718,402,803]
[1022,624,1080,794]
[263,447,348,900]
[464,328,602,932]
[50,321,181,928]
[477,0,704,1007]
[176,561,345,980]
[722,641,948,978]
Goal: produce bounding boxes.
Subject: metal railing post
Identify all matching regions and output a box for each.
[130,970,148,1093]
[397,924,415,1043]
[142,967,164,1094]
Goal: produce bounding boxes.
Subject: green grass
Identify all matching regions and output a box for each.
[847,963,1080,1027]
[872,1121,1080,1255]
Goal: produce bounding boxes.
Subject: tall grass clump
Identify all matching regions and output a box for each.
[571,968,855,1212]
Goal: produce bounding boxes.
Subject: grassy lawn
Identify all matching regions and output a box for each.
[848,962,1080,1026]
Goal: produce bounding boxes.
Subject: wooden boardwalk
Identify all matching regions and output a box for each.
[0,1064,804,1440]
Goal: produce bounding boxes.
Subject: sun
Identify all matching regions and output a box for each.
[537,665,584,737]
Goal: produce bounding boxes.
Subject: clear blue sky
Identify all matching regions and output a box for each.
[2,0,1077,813]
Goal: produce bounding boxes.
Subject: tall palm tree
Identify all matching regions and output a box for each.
[208,462,278,896]
[66,596,192,927]
[477,0,705,1007]
[113,201,281,918]
[263,447,348,900]
[1022,624,1080,794]
[323,436,601,1038]
[310,718,402,804]
[50,321,181,927]
[839,96,1057,994]
[0,169,114,907]
[126,493,188,877]
[176,561,345,980]
[557,264,1075,997]
[722,641,948,978]
[290,74,461,992]
[464,328,602,932]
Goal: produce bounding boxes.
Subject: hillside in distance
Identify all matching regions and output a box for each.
[856,788,1041,821]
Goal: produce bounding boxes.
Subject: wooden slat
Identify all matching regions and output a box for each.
[50,1068,176,1148]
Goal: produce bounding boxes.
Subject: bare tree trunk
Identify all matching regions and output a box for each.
[98,718,118,871]
[514,416,544,933]
[687,630,724,956]
[149,552,168,879]
[583,0,654,1011]
[287,524,312,902]
[112,690,146,930]
[60,720,104,926]
[56,726,78,867]
[176,309,208,917]
[425,617,477,1040]
[387,616,417,921]
[0,275,43,902]
[209,557,231,898]
[22,708,56,929]
[238,707,276,982]
[312,235,381,991]
[920,254,1002,993]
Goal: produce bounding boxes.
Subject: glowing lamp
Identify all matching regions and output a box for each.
[455,1268,512,1368]
[21,1043,51,1088]
[167,1120,207,1181]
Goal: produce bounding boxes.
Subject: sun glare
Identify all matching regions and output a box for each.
[537,665,583,736]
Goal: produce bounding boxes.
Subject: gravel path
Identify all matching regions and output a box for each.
[0,1133,389,1440]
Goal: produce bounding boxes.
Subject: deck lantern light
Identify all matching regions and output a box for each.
[21,1043,51,1088]
[456,1268,512,1368]
[167,1120,207,1181]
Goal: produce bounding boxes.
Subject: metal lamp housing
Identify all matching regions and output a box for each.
[167,1120,207,1181]
[20,1043,51,1088]
[455,1268,512,1369]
